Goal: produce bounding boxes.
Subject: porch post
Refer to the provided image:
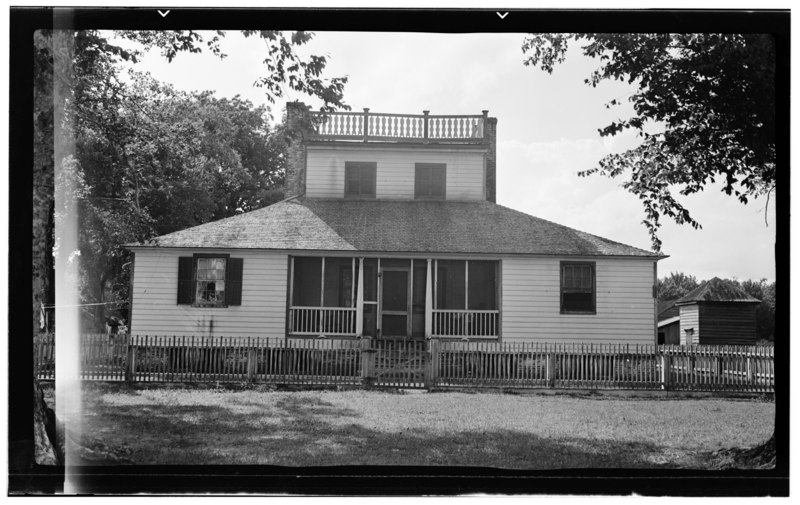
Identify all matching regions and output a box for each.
[425,259,433,339]
[356,258,364,337]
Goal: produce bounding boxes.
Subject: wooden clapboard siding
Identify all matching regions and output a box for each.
[130,248,288,337]
[501,256,657,344]
[698,304,758,345]
[305,145,485,200]
[679,305,700,345]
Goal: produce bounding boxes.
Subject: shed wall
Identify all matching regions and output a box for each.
[679,304,700,345]
[305,146,485,200]
[130,248,288,337]
[659,322,681,345]
[698,303,758,345]
[501,256,657,344]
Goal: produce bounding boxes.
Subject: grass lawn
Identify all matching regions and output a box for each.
[51,383,774,469]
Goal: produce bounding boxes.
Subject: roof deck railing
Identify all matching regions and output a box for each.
[309,109,489,144]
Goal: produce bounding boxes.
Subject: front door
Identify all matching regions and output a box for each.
[380,268,410,338]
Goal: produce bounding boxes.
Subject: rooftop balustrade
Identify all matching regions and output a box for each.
[309,109,489,144]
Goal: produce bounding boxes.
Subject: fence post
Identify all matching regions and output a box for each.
[247,346,257,382]
[125,338,137,383]
[661,352,671,391]
[361,338,375,387]
[425,339,439,389]
[422,110,430,142]
[545,350,554,388]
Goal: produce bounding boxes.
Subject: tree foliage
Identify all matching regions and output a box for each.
[117,30,349,112]
[656,271,699,301]
[522,34,776,251]
[34,29,348,332]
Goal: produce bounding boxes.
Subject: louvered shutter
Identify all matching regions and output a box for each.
[226,258,244,306]
[177,257,194,304]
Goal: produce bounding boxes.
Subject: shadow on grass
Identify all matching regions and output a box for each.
[77,386,707,468]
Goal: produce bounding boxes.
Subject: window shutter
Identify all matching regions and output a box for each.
[364,165,376,196]
[433,166,445,197]
[415,163,445,199]
[227,257,244,306]
[177,257,194,304]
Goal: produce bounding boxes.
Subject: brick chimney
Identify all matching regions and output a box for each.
[285,101,311,199]
[484,111,497,203]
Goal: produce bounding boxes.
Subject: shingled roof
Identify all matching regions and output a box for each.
[675,277,761,305]
[657,299,680,322]
[128,197,660,257]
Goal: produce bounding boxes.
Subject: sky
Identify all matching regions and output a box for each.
[116,30,777,282]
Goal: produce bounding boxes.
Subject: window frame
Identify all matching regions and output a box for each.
[560,261,596,315]
[290,256,357,308]
[344,161,377,198]
[192,253,231,308]
[433,259,498,311]
[414,163,447,200]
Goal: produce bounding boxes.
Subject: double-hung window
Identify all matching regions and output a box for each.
[195,257,227,305]
[344,161,376,198]
[415,163,446,199]
[560,262,595,314]
[177,254,243,307]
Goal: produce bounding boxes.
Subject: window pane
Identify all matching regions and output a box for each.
[468,261,497,310]
[323,258,354,307]
[362,304,377,337]
[581,265,592,289]
[412,261,427,310]
[563,292,593,312]
[382,270,408,312]
[412,261,427,339]
[363,259,378,302]
[292,257,322,306]
[436,260,465,310]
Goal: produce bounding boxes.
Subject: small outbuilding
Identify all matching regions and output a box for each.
[656,299,680,345]
[673,277,760,345]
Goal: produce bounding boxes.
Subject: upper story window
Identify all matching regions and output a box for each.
[344,161,376,198]
[560,261,595,314]
[415,163,446,199]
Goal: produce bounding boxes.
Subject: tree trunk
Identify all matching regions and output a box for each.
[33,382,62,465]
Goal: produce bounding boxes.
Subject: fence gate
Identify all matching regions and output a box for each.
[367,338,428,388]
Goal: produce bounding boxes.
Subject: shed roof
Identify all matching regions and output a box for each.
[127,197,661,257]
[675,277,761,305]
[657,299,680,321]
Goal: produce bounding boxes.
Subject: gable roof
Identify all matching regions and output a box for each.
[675,277,761,305]
[127,197,661,257]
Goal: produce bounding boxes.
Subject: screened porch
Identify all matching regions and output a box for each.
[287,257,500,339]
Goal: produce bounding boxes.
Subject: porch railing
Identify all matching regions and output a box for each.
[309,109,488,143]
[289,306,357,336]
[432,309,499,338]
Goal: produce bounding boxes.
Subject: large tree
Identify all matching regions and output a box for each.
[32,28,350,464]
[73,71,295,330]
[35,29,349,333]
[522,34,776,251]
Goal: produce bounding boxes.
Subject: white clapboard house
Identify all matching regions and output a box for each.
[125,104,663,344]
